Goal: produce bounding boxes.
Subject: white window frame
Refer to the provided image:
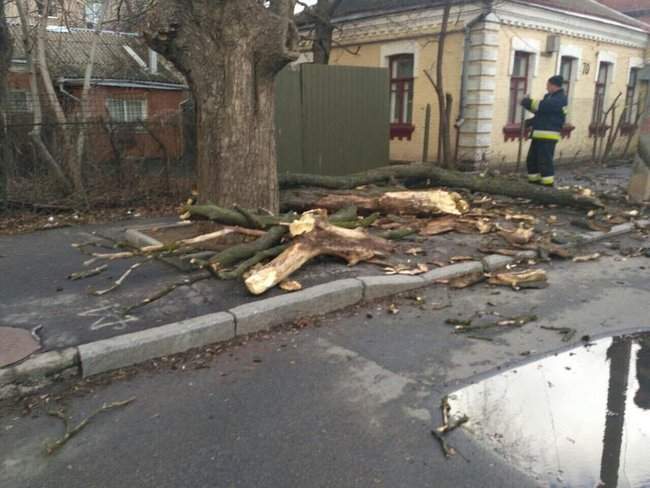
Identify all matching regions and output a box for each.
[625,58,644,123]
[509,37,541,78]
[380,40,420,79]
[106,98,148,124]
[595,51,618,84]
[555,44,583,81]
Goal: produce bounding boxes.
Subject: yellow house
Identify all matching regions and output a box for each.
[302,0,650,167]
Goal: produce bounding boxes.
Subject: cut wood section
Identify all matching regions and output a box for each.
[296,190,469,216]
[280,164,603,209]
[245,217,394,295]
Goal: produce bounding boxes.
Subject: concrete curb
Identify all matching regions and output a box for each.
[2,218,647,391]
[79,312,235,378]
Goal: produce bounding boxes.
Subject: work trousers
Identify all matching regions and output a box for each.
[526,139,557,186]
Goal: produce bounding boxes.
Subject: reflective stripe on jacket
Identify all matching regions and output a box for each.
[522,89,568,141]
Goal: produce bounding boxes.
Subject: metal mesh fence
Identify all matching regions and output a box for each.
[2,89,194,208]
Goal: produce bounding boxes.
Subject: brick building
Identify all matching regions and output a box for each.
[6,25,189,163]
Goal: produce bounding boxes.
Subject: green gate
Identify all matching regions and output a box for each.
[276,64,390,176]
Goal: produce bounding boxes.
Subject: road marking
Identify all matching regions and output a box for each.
[78,304,138,331]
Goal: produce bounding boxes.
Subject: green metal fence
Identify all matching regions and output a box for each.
[276,64,390,176]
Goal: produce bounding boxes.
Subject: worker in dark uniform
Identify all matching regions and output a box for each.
[521,75,568,187]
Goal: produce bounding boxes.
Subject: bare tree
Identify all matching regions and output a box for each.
[0,0,11,210]
[298,0,343,64]
[141,0,299,213]
[424,2,454,169]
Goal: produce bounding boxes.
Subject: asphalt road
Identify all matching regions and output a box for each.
[1,255,649,488]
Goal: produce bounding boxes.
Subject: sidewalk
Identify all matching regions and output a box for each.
[0,163,644,354]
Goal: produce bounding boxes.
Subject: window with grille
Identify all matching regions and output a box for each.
[389,54,414,125]
[35,0,57,17]
[624,67,640,124]
[559,56,575,98]
[85,0,103,27]
[509,51,531,124]
[7,90,31,113]
[592,62,610,125]
[107,98,147,124]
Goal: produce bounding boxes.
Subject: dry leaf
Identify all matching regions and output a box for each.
[476,219,493,234]
[420,216,457,236]
[405,247,424,256]
[450,256,474,263]
[498,224,535,245]
[488,269,548,290]
[505,213,537,224]
[384,263,429,276]
[547,215,558,224]
[572,253,601,263]
[579,188,595,197]
[449,271,486,289]
[279,280,303,292]
[388,304,400,315]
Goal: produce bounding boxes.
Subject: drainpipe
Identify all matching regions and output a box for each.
[58,80,81,103]
[455,2,494,162]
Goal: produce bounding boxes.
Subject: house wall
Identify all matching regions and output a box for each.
[66,85,187,162]
[490,26,647,165]
[330,30,465,162]
[325,1,649,166]
[5,69,188,163]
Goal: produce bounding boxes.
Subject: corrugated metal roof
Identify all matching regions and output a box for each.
[9,25,185,86]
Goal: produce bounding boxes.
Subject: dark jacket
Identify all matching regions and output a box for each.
[522,89,568,141]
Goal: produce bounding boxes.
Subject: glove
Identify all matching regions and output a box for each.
[520,96,531,108]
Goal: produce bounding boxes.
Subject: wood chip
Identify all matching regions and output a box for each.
[405,247,424,256]
[449,256,474,263]
[572,253,601,263]
[488,269,548,290]
[448,271,486,289]
[279,280,303,292]
[420,216,457,236]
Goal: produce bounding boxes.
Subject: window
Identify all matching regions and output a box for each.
[35,0,57,17]
[389,54,415,140]
[559,56,575,97]
[107,98,147,123]
[7,90,31,113]
[624,67,640,124]
[592,62,611,123]
[85,0,103,27]
[508,51,531,124]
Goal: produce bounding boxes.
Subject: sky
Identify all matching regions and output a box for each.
[295,0,317,12]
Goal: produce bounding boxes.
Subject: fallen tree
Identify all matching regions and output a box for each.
[244,212,394,295]
[279,164,604,209]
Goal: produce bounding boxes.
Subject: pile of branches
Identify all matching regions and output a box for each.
[71,165,610,313]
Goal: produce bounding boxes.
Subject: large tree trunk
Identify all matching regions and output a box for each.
[0,1,10,210]
[144,0,298,214]
[279,164,604,209]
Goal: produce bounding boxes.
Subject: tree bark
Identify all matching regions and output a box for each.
[279,164,604,209]
[245,218,393,295]
[143,1,298,213]
[287,190,469,216]
[307,0,343,64]
[435,3,452,168]
[16,0,72,192]
[0,1,11,211]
